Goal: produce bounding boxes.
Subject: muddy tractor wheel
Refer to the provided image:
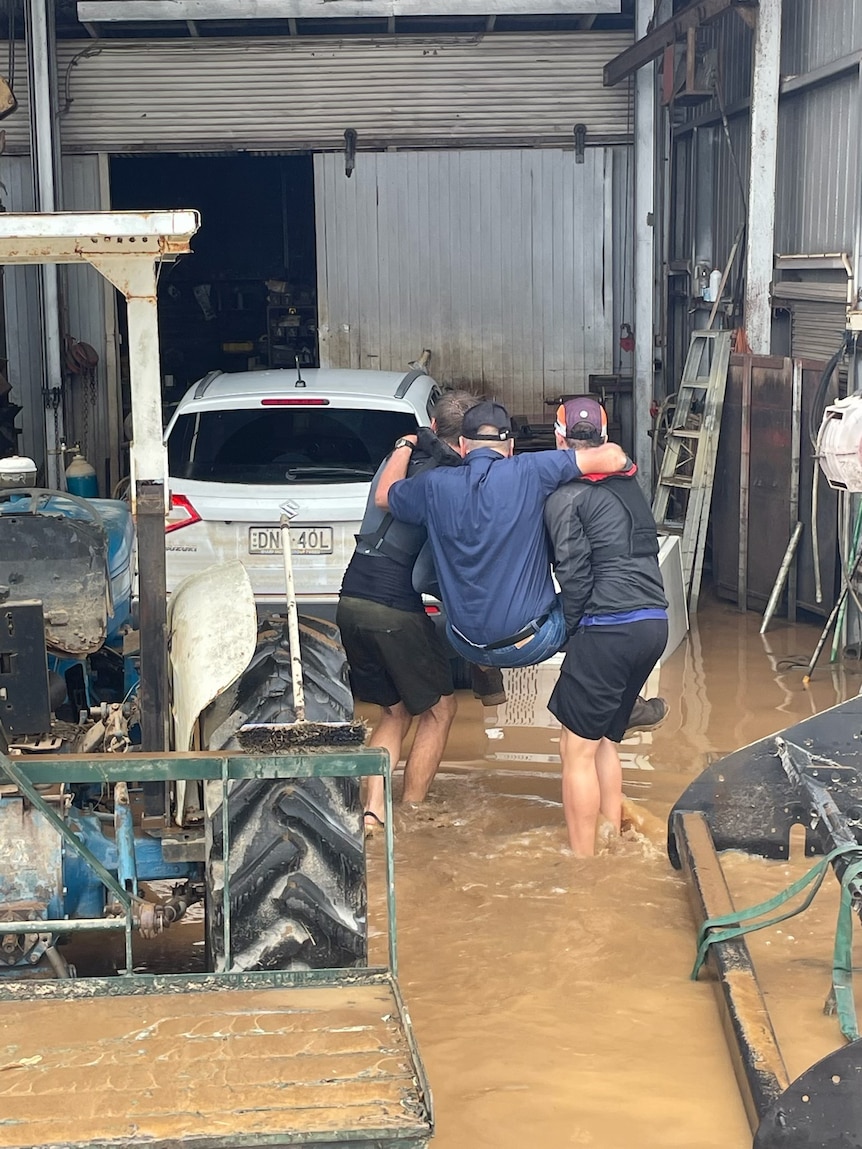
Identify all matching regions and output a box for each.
[203,615,367,972]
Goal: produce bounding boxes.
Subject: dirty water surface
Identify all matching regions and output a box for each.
[59,595,862,1149]
[359,595,862,1149]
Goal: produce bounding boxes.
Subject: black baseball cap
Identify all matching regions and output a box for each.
[462,401,513,442]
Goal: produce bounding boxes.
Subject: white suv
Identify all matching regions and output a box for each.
[164,367,440,613]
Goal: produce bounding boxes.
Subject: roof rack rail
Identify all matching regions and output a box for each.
[394,369,426,399]
[193,370,224,400]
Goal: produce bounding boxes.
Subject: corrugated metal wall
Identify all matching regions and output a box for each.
[0,153,114,484]
[62,154,119,495]
[610,143,633,376]
[315,147,621,412]
[667,0,862,372]
[0,156,44,466]
[776,71,859,254]
[0,33,632,153]
[789,300,848,362]
[782,0,862,72]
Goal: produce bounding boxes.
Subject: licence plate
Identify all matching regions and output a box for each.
[248,526,333,555]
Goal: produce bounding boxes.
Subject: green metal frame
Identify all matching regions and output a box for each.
[0,746,433,1147]
[0,746,397,975]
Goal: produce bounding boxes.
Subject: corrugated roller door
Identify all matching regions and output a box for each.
[315,148,615,414]
[789,300,846,362]
[0,33,632,152]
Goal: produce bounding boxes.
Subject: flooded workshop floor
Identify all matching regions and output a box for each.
[51,594,862,1149]
[360,594,862,1149]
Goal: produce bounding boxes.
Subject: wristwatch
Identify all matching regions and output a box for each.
[394,438,415,452]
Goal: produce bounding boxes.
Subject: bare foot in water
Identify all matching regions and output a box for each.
[620,797,666,843]
[595,815,619,854]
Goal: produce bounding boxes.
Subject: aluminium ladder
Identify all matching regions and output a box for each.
[652,330,732,612]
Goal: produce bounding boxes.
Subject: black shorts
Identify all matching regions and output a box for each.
[547,619,668,743]
[336,596,454,716]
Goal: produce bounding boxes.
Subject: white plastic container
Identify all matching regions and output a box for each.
[818,395,862,492]
[0,455,37,489]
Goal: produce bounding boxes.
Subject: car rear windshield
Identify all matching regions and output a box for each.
[167,407,419,484]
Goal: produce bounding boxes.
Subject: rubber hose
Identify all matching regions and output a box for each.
[812,420,825,603]
[809,338,849,449]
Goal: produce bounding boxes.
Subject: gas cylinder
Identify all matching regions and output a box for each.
[65,448,99,498]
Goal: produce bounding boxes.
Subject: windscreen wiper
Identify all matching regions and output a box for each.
[284,465,375,479]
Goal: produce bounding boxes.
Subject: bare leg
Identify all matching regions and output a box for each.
[595,737,623,832]
[365,702,411,826]
[559,724,602,857]
[402,693,457,804]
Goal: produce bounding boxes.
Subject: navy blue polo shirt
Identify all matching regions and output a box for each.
[388,447,582,646]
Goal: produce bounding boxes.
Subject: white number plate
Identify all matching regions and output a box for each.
[248,526,333,555]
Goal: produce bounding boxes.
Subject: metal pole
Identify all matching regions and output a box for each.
[788,358,801,621]
[87,254,170,753]
[743,0,782,354]
[280,514,307,723]
[737,356,751,611]
[24,0,65,487]
[632,0,658,495]
[760,521,803,634]
[128,278,170,754]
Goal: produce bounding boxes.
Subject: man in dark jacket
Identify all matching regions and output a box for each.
[544,397,669,856]
[338,389,493,830]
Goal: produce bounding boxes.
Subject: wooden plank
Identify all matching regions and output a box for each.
[0,983,431,1148]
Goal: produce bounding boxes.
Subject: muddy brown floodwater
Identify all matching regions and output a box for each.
[359,593,862,1149]
[60,593,862,1148]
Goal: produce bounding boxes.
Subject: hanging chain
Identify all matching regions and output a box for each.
[64,338,100,459]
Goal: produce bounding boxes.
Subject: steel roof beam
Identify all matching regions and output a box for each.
[604,0,758,87]
[77,0,620,20]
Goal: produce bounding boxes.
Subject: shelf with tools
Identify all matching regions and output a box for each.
[266,292,318,368]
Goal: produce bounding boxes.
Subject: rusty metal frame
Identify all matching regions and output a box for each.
[604,0,759,88]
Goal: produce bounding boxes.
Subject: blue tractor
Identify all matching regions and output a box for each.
[0,459,366,978]
[0,467,203,975]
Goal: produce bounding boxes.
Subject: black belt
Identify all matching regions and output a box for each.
[477,613,550,652]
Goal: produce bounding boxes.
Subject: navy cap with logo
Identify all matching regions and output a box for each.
[462,400,513,442]
[555,397,608,444]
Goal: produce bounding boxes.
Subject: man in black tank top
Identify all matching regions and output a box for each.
[337,389,480,831]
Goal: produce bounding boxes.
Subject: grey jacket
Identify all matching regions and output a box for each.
[543,469,667,634]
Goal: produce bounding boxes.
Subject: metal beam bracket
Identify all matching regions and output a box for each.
[573,122,587,162]
[604,0,758,88]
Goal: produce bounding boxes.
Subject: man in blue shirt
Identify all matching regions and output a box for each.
[374,400,628,668]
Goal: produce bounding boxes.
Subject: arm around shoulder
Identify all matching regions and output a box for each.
[374,436,417,510]
[573,441,627,475]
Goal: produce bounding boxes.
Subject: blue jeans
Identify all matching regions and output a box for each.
[445,598,567,669]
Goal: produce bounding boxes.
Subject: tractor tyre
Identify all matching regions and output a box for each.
[204,614,367,972]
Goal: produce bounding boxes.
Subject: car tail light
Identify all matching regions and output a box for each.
[165,493,201,534]
[424,604,441,615]
[261,398,330,406]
